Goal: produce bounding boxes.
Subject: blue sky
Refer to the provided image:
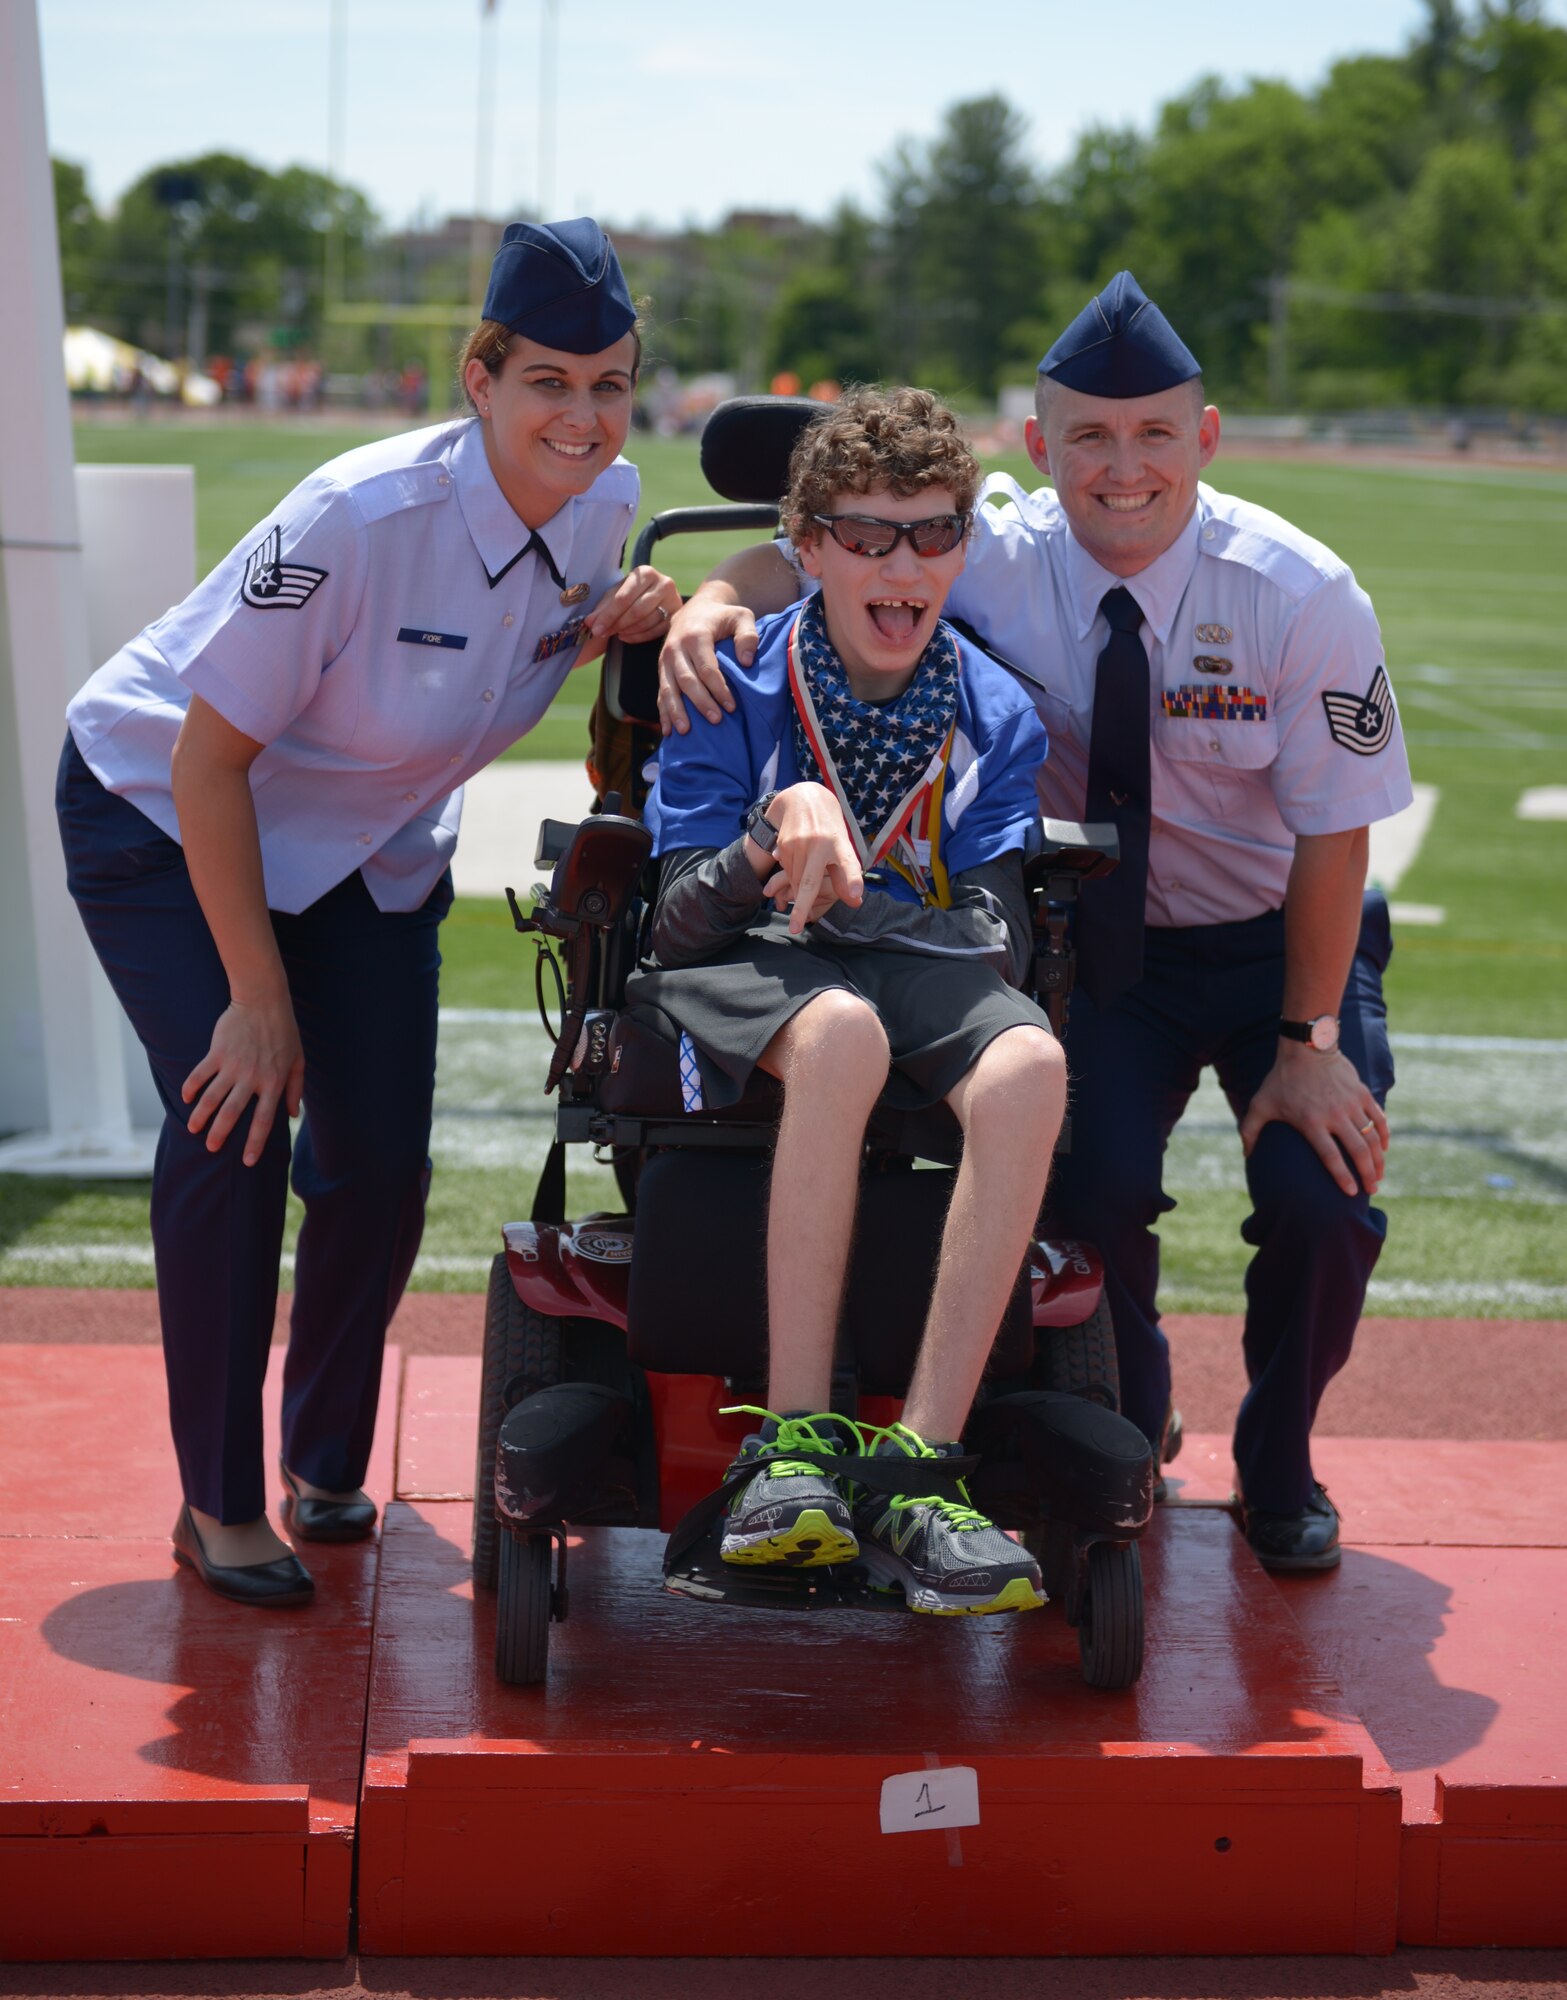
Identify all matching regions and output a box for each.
[39,0,1567,233]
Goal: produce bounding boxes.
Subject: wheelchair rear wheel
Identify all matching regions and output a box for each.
[1078,1538,1144,1690]
[474,1252,563,1590]
[1041,1296,1120,1411]
[495,1529,552,1685]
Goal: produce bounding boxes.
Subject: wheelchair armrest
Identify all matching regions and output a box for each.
[543,812,653,930]
[1023,818,1120,890]
[535,818,580,867]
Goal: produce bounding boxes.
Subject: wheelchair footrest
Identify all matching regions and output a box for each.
[965,1389,1154,1539]
[664,1523,908,1613]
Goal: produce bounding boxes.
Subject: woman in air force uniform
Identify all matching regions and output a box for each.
[57,218,677,1605]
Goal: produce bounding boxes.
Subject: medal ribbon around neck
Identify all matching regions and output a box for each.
[785,598,958,904]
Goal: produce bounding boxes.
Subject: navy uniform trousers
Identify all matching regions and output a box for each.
[56,736,450,1524]
[1048,891,1394,1514]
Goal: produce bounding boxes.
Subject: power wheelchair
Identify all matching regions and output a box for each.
[472,398,1155,1692]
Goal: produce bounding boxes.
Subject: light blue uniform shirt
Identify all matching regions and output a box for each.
[67,419,638,913]
[947,479,1415,927]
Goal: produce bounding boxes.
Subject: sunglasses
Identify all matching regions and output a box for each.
[811,511,970,558]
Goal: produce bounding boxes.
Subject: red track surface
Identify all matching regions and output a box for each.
[2,1292,1565,1994]
[4,1291,1563,1440]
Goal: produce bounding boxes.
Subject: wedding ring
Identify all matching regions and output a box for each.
[1358,1120,1376,1135]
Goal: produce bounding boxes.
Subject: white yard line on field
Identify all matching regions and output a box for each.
[453,766,1443,914]
[1368,783,1437,899]
[452,761,596,900]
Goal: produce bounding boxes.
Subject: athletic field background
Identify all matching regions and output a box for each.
[3,420,1563,1315]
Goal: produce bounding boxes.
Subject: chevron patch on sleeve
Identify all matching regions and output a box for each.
[241,524,327,610]
[1322,666,1395,755]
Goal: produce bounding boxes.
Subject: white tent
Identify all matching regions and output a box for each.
[64,324,221,404]
[64,324,178,397]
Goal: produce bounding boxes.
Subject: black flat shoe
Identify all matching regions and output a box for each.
[278,1462,378,1544]
[171,1503,315,1606]
[1242,1482,1341,1573]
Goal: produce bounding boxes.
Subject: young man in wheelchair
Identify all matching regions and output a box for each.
[630,387,1067,1616]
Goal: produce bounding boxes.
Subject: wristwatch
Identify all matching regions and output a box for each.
[1278,1014,1341,1053]
[744,791,781,854]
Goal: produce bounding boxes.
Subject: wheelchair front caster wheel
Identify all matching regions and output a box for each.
[496,1530,553,1685]
[474,1252,563,1592]
[1078,1538,1144,1690]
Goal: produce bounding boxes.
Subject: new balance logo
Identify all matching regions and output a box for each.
[879,1508,924,1558]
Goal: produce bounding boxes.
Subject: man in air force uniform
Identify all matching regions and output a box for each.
[657,274,1413,1571]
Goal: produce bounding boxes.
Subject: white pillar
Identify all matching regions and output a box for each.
[0,1,153,1174]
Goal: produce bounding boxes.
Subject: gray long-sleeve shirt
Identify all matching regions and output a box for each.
[648,837,1037,988]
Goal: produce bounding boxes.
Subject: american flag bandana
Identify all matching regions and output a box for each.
[787,593,959,899]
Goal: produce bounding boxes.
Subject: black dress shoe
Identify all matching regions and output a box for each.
[1151,1404,1184,1504]
[278,1462,378,1544]
[171,1503,315,1606]
[1242,1482,1341,1572]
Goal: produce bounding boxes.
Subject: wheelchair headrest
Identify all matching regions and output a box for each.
[699,396,825,505]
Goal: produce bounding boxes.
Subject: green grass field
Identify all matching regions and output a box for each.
[6,418,1562,1313]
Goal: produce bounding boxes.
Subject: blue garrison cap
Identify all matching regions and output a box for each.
[1039,271,1201,398]
[482,218,636,353]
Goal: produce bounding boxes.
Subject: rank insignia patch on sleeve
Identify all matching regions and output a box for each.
[1322,666,1394,755]
[241,525,327,610]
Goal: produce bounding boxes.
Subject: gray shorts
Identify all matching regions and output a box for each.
[626,917,1051,1113]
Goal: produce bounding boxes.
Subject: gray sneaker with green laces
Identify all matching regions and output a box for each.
[853,1421,1046,1615]
[718,1409,859,1568]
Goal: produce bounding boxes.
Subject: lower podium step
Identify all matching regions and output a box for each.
[359,1501,1401,1957]
[1172,1434,1567,1947]
[0,1344,397,1961]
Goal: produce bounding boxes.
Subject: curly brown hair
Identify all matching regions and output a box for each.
[781,386,981,546]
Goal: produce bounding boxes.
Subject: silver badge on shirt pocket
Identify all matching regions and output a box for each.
[1195,623,1231,645]
[1193,654,1233,675]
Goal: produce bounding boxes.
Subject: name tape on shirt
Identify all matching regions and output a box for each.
[241,524,326,611]
[1161,685,1268,721]
[533,613,589,664]
[397,627,468,650]
[1322,666,1394,755]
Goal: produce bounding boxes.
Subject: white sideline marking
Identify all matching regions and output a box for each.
[6,1239,1561,1310]
[1368,783,1438,893]
[1517,787,1567,821]
[435,1013,1567,1056]
[1389,902,1446,926]
[1392,1032,1567,1054]
[0,1244,500,1276]
[1367,1280,1567,1308]
[452,761,597,900]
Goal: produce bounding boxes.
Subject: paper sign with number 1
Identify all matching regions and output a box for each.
[878,1765,981,1834]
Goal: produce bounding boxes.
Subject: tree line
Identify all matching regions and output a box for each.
[53,1,1567,413]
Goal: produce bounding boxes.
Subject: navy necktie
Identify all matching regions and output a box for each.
[1076,586,1150,1007]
